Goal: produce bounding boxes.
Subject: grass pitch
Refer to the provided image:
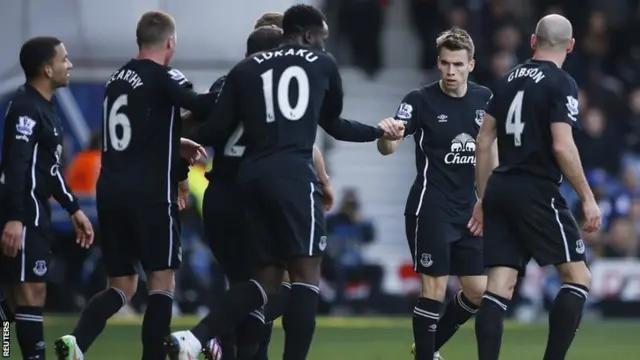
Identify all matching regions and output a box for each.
[6,315,639,359]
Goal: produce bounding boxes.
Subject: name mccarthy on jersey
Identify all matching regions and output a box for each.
[106,68,144,89]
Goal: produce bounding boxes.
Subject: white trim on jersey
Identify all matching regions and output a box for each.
[414,128,429,215]
[308,182,316,256]
[166,107,175,266]
[20,227,27,282]
[30,144,40,226]
[55,171,74,201]
[412,128,429,271]
[551,198,571,262]
[413,219,420,271]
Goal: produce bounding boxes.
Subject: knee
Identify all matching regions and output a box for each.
[13,283,46,307]
[556,262,591,289]
[288,257,322,287]
[146,269,175,293]
[485,267,518,300]
[419,275,448,301]
[108,275,139,301]
[460,276,487,305]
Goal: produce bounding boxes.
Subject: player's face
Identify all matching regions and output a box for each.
[437,48,474,91]
[46,43,73,88]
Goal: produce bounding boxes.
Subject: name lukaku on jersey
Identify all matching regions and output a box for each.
[253,47,319,64]
[445,133,475,165]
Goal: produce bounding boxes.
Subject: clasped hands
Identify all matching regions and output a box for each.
[378,118,405,140]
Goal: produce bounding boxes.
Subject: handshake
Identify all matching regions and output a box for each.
[378,118,405,141]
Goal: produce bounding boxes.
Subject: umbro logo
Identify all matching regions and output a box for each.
[437,114,448,122]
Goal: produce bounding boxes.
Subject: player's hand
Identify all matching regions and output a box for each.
[378,118,404,140]
[1,221,23,257]
[70,210,94,249]
[321,182,334,212]
[178,179,190,211]
[467,201,483,236]
[180,138,208,165]
[581,198,602,233]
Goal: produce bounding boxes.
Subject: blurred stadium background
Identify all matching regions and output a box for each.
[2,0,640,358]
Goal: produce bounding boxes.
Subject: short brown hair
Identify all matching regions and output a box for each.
[247,26,283,55]
[436,28,475,59]
[254,12,283,29]
[136,11,176,47]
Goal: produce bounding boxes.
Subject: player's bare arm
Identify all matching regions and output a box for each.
[551,122,601,232]
[475,114,499,199]
[468,113,498,235]
[313,145,334,211]
[376,118,405,155]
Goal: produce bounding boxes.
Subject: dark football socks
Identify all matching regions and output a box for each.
[254,281,290,360]
[219,332,237,360]
[435,290,478,351]
[264,282,290,322]
[543,283,589,360]
[0,297,15,323]
[72,287,126,352]
[142,290,174,360]
[235,310,266,360]
[191,280,268,346]
[475,291,510,360]
[254,321,274,360]
[15,306,46,359]
[282,282,319,360]
[412,297,442,360]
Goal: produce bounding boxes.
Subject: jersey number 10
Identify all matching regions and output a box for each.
[224,66,311,157]
[506,90,525,147]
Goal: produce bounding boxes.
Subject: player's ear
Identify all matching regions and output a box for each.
[304,30,313,44]
[567,38,575,54]
[530,34,536,51]
[44,64,54,79]
[469,58,475,72]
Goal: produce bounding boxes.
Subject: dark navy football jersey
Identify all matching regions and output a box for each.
[395,81,492,222]
[201,74,246,184]
[487,59,580,183]
[97,59,215,206]
[198,44,383,183]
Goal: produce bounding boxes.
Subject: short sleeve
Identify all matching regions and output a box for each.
[550,75,580,127]
[394,90,421,138]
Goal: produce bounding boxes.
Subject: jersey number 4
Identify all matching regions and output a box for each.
[224,66,310,157]
[103,94,131,151]
[506,90,525,147]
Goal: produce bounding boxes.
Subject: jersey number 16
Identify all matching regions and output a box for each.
[224,66,311,157]
[103,94,131,152]
[506,90,525,147]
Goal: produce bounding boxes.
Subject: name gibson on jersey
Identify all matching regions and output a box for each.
[253,47,319,64]
[507,67,545,83]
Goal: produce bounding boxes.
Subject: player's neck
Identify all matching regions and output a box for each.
[531,51,564,68]
[439,80,467,98]
[137,49,167,66]
[27,79,55,101]
[281,36,304,47]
